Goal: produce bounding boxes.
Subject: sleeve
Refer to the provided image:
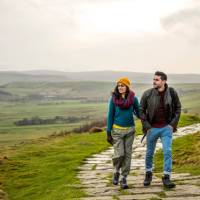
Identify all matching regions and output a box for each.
[133,96,140,118]
[140,91,152,133]
[169,89,181,130]
[106,97,115,133]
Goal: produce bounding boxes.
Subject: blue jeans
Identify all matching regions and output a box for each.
[145,125,173,175]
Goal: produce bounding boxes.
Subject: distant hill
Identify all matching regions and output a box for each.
[0,80,199,113]
[0,70,200,84]
[0,71,68,85]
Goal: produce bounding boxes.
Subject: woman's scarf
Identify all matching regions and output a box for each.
[112,90,135,109]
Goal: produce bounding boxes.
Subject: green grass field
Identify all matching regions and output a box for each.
[0,132,110,200]
[0,100,108,147]
[180,92,200,114]
[0,115,199,200]
[0,81,199,199]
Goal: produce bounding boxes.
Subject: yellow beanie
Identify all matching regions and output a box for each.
[116,77,131,88]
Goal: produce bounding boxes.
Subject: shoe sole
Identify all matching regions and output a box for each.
[121,186,129,189]
[163,185,176,189]
[143,182,151,186]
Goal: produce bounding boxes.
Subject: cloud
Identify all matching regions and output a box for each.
[0,0,200,73]
[161,1,200,44]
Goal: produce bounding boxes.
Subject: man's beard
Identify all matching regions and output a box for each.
[153,84,161,89]
[153,84,158,88]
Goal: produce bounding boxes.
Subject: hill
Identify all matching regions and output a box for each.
[0,70,200,84]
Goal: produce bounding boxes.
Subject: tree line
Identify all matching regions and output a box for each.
[14,116,88,126]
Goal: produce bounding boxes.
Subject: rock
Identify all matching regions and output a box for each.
[89,127,103,133]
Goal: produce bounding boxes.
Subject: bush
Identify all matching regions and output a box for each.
[14,116,89,126]
[73,118,106,133]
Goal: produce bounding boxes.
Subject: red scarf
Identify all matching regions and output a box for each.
[113,90,135,109]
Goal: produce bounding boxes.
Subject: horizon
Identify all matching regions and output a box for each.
[0,69,199,75]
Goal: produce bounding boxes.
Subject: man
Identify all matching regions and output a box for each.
[140,71,181,188]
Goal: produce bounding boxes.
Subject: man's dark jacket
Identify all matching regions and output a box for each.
[140,84,181,133]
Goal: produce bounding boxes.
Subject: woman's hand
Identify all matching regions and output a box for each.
[107,132,113,145]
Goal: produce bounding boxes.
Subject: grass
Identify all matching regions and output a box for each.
[106,173,113,187]
[0,114,199,199]
[91,164,97,170]
[0,100,107,147]
[0,132,110,200]
[180,92,200,114]
[154,131,200,175]
[2,112,196,148]
[0,81,200,147]
[0,81,199,200]
[113,196,120,200]
[178,114,200,127]
[157,191,166,198]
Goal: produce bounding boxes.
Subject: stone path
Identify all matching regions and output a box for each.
[78,124,200,200]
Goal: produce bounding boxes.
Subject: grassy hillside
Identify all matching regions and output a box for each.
[0,81,144,101]
[180,92,200,114]
[0,71,200,84]
[154,131,200,175]
[0,81,199,148]
[0,115,199,200]
[0,132,109,200]
[0,100,107,147]
[1,81,200,98]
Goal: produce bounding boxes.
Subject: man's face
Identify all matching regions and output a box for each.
[153,75,166,89]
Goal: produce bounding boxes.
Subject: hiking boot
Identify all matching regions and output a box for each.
[112,172,120,185]
[143,171,152,186]
[120,176,129,189]
[162,174,176,189]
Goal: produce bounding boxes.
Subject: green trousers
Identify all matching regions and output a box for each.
[111,127,135,176]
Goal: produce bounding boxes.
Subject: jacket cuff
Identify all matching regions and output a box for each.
[142,121,151,133]
[107,130,111,135]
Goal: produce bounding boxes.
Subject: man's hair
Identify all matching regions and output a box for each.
[154,71,167,81]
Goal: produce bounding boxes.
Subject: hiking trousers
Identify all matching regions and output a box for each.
[111,127,135,176]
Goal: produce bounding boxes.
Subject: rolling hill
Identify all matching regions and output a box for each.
[0,70,200,85]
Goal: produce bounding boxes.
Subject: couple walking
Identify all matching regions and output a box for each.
[106,71,181,189]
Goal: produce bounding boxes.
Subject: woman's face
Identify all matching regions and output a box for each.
[117,83,127,94]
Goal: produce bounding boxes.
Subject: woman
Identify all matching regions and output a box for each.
[107,77,140,189]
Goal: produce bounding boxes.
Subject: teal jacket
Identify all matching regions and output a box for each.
[107,96,140,133]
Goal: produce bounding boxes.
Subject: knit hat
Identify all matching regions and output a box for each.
[116,77,131,88]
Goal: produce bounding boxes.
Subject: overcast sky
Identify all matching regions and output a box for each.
[0,0,200,73]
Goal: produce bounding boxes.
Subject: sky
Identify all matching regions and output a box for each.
[0,0,200,74]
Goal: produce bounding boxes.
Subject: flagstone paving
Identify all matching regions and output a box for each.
[78,124,200,200]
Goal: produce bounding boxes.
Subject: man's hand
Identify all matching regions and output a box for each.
[168,125,173,131]
[147,128,151,134]
[107,132,113,145]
